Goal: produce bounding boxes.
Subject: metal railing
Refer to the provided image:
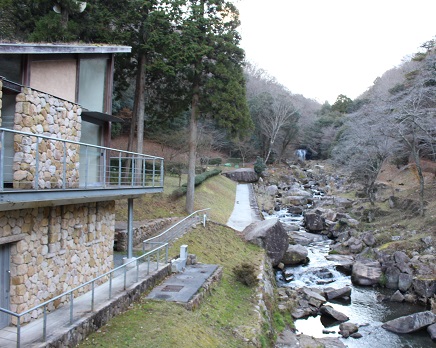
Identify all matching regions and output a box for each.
[142,208,210,251]
[0,127,164,191]
[0,243,169,348]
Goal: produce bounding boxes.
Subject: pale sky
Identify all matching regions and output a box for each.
[235,0,436,104]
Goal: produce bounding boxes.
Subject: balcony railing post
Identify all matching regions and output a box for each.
[102,148,107,188]
[118,153,122,186]
[70,292,74,324]
[165,244,168,263]
[152,159,156,187]
[142,158,146,187]
[62,142,67,189]
[130,158,135,187]
[35,137,39,190]
[85,146,89,189]
[43,304,47,341]
[160,159,164,186]
[16,316,21,348]
[91,281,95,311]
[123,266,127,290]
[109,272,113,299]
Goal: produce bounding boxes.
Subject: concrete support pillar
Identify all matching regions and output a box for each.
[127,198,134,259]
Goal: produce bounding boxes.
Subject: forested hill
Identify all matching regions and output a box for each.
[1,1,434,211]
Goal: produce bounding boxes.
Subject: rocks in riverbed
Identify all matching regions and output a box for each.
[390,290,405,302]
[304,212,325,232]
[351,259,382,286]
[243,218,288,267]
[281,244,308,265]
[339,322,359,338]
[324,286,352,301]
[320,305,349,322]
[428,323,436,342]
[382,310,436,334]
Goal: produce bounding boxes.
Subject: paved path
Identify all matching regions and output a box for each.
[147,264,219,303]
[226,183,261,231]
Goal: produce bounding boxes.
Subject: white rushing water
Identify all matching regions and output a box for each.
[266,209,432,348]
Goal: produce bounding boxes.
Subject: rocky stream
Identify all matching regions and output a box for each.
[252,162,436,347]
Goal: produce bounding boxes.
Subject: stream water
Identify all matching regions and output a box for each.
[265,209,433,347]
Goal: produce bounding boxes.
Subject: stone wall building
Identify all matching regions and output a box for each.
[0,43,164,328]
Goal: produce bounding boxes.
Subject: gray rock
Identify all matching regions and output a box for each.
[243,218,288,266]
[350,332,363,339]
[304,212,325,232]
[398,273,413,292]
[428,323,436,342]
[385,266,401,289]
[222,168,258,183]
[339,322,358,338]
[382,311,436,333]
[287,206,304,214]
[349,241,364,254]
[320,305,349,322]
[413,279,436,298]
[422,236,433,246]
[281,244,308,265]
[351,260,382,286]
[394,250,410,264]
[362,232,376,246]
[302,287,326,308]
[390,290,405,302]
[324,286,352,300]
[282,195,309,206]
[266,184,278,196]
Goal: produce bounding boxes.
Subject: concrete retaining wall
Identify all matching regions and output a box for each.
[41,264,171,348]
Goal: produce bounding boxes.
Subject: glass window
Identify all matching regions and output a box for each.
[78,58,107,112]
[0,55,22,83]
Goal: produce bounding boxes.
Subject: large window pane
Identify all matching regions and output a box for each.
[0,55,22,83]
[78,58,107,112]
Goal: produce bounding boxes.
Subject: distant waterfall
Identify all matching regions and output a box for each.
[296,149,307,161]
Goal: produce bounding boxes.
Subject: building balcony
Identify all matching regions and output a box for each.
[0,127,164,212]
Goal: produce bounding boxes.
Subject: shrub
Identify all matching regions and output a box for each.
[254,157,266,175]
[170,169,222,198]
[233,263,258,287]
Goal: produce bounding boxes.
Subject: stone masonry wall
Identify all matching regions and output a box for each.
[13,87,81,189]
[114,218,178,251]
[0,200,115,324]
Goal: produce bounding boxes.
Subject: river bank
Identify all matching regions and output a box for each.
[253,160,436,347]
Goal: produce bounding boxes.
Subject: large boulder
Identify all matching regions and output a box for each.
[428,323,436,342]
[222,168,258,183]
[281,244,308,265]
[320,305,349,322]
[282,195,309,206]
[304,212,325,232]
[324,286,352,301]
[382,311,436,334]
[412,278,436,298]
[243,218,288,266]
[351,260,382,286]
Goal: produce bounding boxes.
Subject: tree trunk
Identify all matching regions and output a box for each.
[186,88,199,213]
[135,54,147,184]
[411,149,425,217]
[126,53,146,183]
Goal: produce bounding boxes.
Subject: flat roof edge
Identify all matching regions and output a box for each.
[0,43,131,54]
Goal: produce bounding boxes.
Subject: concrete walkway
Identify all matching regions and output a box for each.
[0,260,170,348]
[226,183,262,231]
[147,264,219,304]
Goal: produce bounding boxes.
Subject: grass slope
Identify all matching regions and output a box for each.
[79,224,264,348]
[79,173,263,347]
[115,173,237,224]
